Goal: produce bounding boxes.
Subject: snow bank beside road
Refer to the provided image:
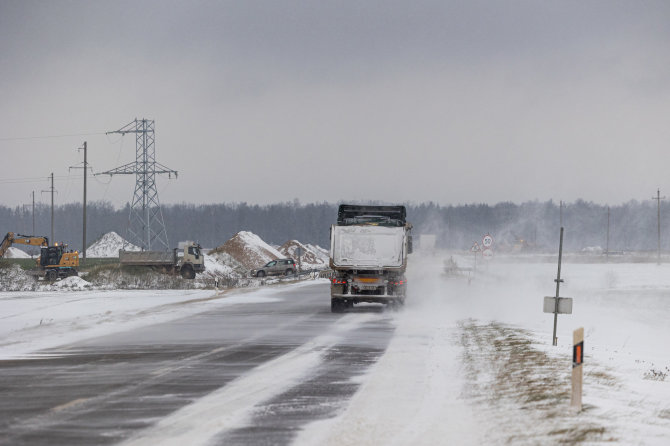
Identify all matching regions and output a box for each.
[298,254,670,445]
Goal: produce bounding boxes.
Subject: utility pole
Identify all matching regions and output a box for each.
[652,189,665,264]
[606,206,610,261]
[50,173,54,243]
[560,200,564,227]
[41,173,56,243]
[70,142,88,263]
[31,191,35,236]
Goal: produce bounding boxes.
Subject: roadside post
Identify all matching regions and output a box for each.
[543,227,573,346]
[571,327,584,411]
[471,241,481,275]
[295,246,302,274]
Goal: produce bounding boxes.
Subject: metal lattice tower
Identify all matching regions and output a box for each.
[101,119,177,251]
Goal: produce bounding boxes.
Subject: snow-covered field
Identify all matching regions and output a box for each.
[1,252,669,444]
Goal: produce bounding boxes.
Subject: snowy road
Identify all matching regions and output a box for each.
[0,282,394,445]
[2,255,670,445]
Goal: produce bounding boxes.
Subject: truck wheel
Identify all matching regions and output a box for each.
[285,269,294,276]
[331,299,345,313]
[46,270,58,281]
[256,270,266,278]
[181,265,195,279]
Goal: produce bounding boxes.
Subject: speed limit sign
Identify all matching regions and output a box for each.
[482,234,494,248]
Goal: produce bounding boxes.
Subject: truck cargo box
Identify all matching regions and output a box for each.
[330,225,406,269]
[119,250,176,266]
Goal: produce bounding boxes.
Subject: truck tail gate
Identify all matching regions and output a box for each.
[330,225,405,268]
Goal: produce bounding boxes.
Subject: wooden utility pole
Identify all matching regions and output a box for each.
[652,189,665,264]
[70,142,89,262]
[41,174,57,244]
[560,200,564,227]
[31,191,35,236]
[50,173,54,243]
[606,206,610,261]
[83,142,87,262]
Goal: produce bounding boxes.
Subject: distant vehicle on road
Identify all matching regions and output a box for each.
[251,258,296,277]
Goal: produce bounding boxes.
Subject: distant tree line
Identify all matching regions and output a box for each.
[0,199,668,253]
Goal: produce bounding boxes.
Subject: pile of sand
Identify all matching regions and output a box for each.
[278,240,328,269]
[210,231,283,270]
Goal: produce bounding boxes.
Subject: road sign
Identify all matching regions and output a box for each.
[471,242,481,252]
[543,296,573,314]
[482,234,494,248]
[482,248,493,260]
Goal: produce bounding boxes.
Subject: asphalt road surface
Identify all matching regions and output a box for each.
[0,282,395,445]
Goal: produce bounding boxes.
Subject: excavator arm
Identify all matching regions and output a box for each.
[0,232,49,258]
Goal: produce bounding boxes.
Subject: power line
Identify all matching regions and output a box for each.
[0,175,83,184]
[0,132,105,141]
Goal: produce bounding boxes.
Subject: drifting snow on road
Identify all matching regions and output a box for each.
[0,287,281,360]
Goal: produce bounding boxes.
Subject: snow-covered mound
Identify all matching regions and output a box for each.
[210,231,283,270]
[53,276,91,290]
[203,251,248,278]
[306,243,330,264]
[0,264,36,291]
[4,247,31,258]
[278,240,329,270]
[86,231,140,258]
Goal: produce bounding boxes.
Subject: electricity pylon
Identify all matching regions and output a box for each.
[101,119,177,251]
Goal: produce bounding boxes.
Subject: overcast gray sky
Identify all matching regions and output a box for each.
[1,0,669,208]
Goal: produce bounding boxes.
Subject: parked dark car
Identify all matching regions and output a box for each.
[251,258,297,277]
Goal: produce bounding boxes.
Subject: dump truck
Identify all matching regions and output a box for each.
[329,205,412,312]
[119,241,205,279]
[1,232,79,280]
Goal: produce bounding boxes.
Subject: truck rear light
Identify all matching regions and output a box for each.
[331,279,347,285]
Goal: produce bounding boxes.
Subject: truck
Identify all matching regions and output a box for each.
[329,205,412,312]
[0,232,79,280]
[118,241,205,279]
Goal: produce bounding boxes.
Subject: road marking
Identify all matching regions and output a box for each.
[51,398,89,413]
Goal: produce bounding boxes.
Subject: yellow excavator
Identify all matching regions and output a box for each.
[1,232,79,280]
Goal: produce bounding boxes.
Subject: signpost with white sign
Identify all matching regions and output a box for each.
[543,296,573,314]
[545,227,571,346]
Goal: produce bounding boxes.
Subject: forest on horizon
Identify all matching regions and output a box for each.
[1,199,668,254]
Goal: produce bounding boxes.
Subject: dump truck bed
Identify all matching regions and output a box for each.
[119,250,176,266]
[330,225,406,269]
